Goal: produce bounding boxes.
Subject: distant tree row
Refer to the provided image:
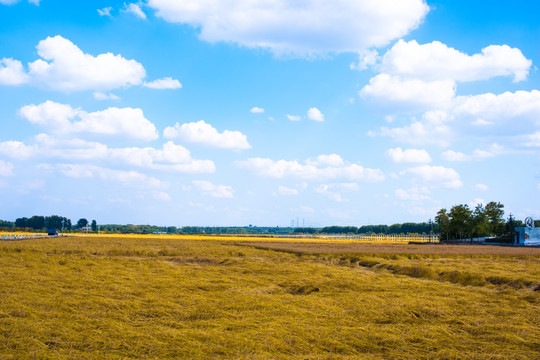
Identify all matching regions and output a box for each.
[4,215,98,232]
[435,201,519,241]
[292,222,434,235]
[14,215,72,231]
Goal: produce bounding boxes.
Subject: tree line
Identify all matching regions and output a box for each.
[1,215,98,232]
[293,222,434,235]
[1,203,532,237]
[435,201,524,241]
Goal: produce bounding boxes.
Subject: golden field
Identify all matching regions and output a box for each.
[0,235,538,359]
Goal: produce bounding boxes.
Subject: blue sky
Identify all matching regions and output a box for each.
[0,0,539,227]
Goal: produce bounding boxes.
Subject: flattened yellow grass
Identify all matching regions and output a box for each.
[1,235,538,359]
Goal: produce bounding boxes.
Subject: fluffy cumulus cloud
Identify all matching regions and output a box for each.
[192,180,234,198]
[163,120,251,150]
[0,138,215,174]
[0,36,182,92]
[307,107,324,122]
[453,90,540,129]
[0,58,30,85]
[401,165,463,189]
[236,154,384,182]
[143,77,182,89]
[27,36,145,91]
[363,39,538,150]
[387,147,431,163]
[378,40,531,82]
[377,111,453,147]
[360,74,456,110]
[376,90,540,146]
[19,101,159,141]
[441,144,503,162]
[0,141,36,160]
[147,0,429,56]
[57,164,167,189]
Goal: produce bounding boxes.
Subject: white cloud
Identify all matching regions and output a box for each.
[401,165,463,189]
[395,187,431,201]
[163,120,251,150]
[0,58,30,85]
[143,77,182,89]
[19,101,159,141]
[250,107,264,113]
[0,137,216,174]
[379,40,532,83]
[93,91,120,100]
[97,7,112,16]
[0,0,39,5]
[278,186,299,196]
[387,147,431,163]
[236,155,384,182]
[0,141,36,160]
[475,184,489,191]
[453,90,540,128]
[350,49,379,70]
[314,183,359,202]
[306,154,345,167]
[307,107,324,122]
[360,74,456,110]
[287,114,301,121]
[374,90,540,147]
[125,3,147,19]
[192,180,234,198]
[441,148,497,162]
[57,164,167,189]
[147,0,429,56]
[378,111,452,147]
[3,36,146,92]
[0,160,14,176]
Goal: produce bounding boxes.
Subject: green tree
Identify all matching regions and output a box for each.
[77,218,89,229]
[435,208,449,240]
[45,215,70,231]
[505,213,517,235]
[471,204,489,238]
[91,220,97,232]
[485,201,505,236]
[448,204,473,240]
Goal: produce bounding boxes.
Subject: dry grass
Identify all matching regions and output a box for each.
[0,235,538,359]
[241,241,540,256]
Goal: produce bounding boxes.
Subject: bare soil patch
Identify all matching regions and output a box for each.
[241,241,540,256]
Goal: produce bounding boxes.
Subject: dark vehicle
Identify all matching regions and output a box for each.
[47,229,58,236]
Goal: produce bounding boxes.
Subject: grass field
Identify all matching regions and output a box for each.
[1,235,539,359]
